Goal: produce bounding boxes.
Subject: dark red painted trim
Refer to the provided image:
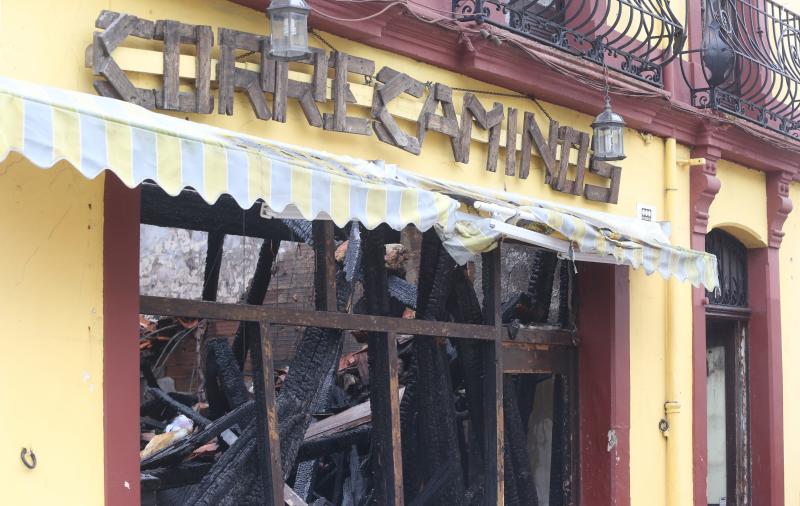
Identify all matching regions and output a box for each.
[234,0,799,179]
[690,235,709,506]
[103,173,141,506]
[577,263,631,506]
[748,248,784,506]
[692,240,786,506]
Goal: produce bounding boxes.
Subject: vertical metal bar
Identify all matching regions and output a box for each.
[368,331,404,506]
[482,248,504,505]
[250,321,284,506]
[312,221,337,311]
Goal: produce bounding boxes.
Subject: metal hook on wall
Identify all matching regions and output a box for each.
[20,447,37,469]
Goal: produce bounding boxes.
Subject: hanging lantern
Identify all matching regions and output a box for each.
[591,96,626,161]
[267,0,311,61]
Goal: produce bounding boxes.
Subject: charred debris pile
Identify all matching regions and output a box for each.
[139,219,574,506]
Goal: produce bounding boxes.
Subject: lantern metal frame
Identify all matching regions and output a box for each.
[266,0,312,62]
[591,64,626,162]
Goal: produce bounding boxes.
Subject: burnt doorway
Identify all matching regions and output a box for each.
[705,229,750,506]
[706,319,748,506]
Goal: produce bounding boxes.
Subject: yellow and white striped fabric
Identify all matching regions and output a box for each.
[401,175,721,290]
[0,76,718,289]
[440,209,719,289]
[0,76,457,232]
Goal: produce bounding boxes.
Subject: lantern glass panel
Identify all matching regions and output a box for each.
[270,10,309,60]
[593,125,625,161]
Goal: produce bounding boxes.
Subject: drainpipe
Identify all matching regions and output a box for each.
[663,137,681,506]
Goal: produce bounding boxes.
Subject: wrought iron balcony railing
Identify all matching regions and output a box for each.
[451,0,686,86]
[680,0,800,138]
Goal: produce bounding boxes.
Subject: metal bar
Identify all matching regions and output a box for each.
[368,331,404,506]
[251,321,284,506]
[481,248,504,505]
[312,221,337,312]
[140,296,498,340]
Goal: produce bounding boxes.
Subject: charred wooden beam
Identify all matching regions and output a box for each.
[202,230,225,302]
[140,183,293,240]
[481,248,504,506]
[139,296,498,340]
[204,337,250,420]
[185,420,262,505]
[549,373,573,506]
[251,322,284,505]
[407,460,459,506]
[296,425,371,461]
[446,266,487,485]
[231,239,280,369]
[275,328,343,475]
[147,387,211,428]
[293,359,341,500]
[141,400,254,470]
[271,229,346,477]
[141,462,213,492]
[362,226,404,506]
[503,376,537,506]
[312,221,337,312]
[526,250,559,324]
[406,231,465,503]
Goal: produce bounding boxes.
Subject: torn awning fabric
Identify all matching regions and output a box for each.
[0,76,718,290]
[419,180,720,290]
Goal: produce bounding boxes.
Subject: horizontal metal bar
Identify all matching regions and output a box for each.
[140,296,498,340]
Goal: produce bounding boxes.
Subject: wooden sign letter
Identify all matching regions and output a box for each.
[217,28,272,120]
[323,52,374,135]
[456,93,503,169]
[92,10,157,109]
[505,107,518,176]
[519,112,559,180]
[155,20,214,113]
[420,83,461,160]
[551,127,590,196]
[584,158,622,204]
[272,48,328,126]
[371,67,425,154]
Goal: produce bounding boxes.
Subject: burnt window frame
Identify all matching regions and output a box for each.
[136,184,581,505]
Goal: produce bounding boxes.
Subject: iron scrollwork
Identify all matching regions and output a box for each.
[680,0,800,139]
[451,0,686,87]
[705,229,748,308]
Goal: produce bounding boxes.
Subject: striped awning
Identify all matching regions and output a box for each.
[0,76,718,290]
[398,174,720,290]
[0,76,456,232]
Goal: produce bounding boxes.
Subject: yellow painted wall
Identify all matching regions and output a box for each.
[0,157,105,505]
[629,141,694,506]
[0,1,779,505]
[780,182,800,506]
[708,160,768,247]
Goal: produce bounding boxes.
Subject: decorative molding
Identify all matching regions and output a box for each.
[766,170,794,248]
[690,146,721,236]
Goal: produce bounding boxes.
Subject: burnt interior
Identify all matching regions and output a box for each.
[138,183,579,505]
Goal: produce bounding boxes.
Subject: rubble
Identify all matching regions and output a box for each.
[139,219,574,505]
